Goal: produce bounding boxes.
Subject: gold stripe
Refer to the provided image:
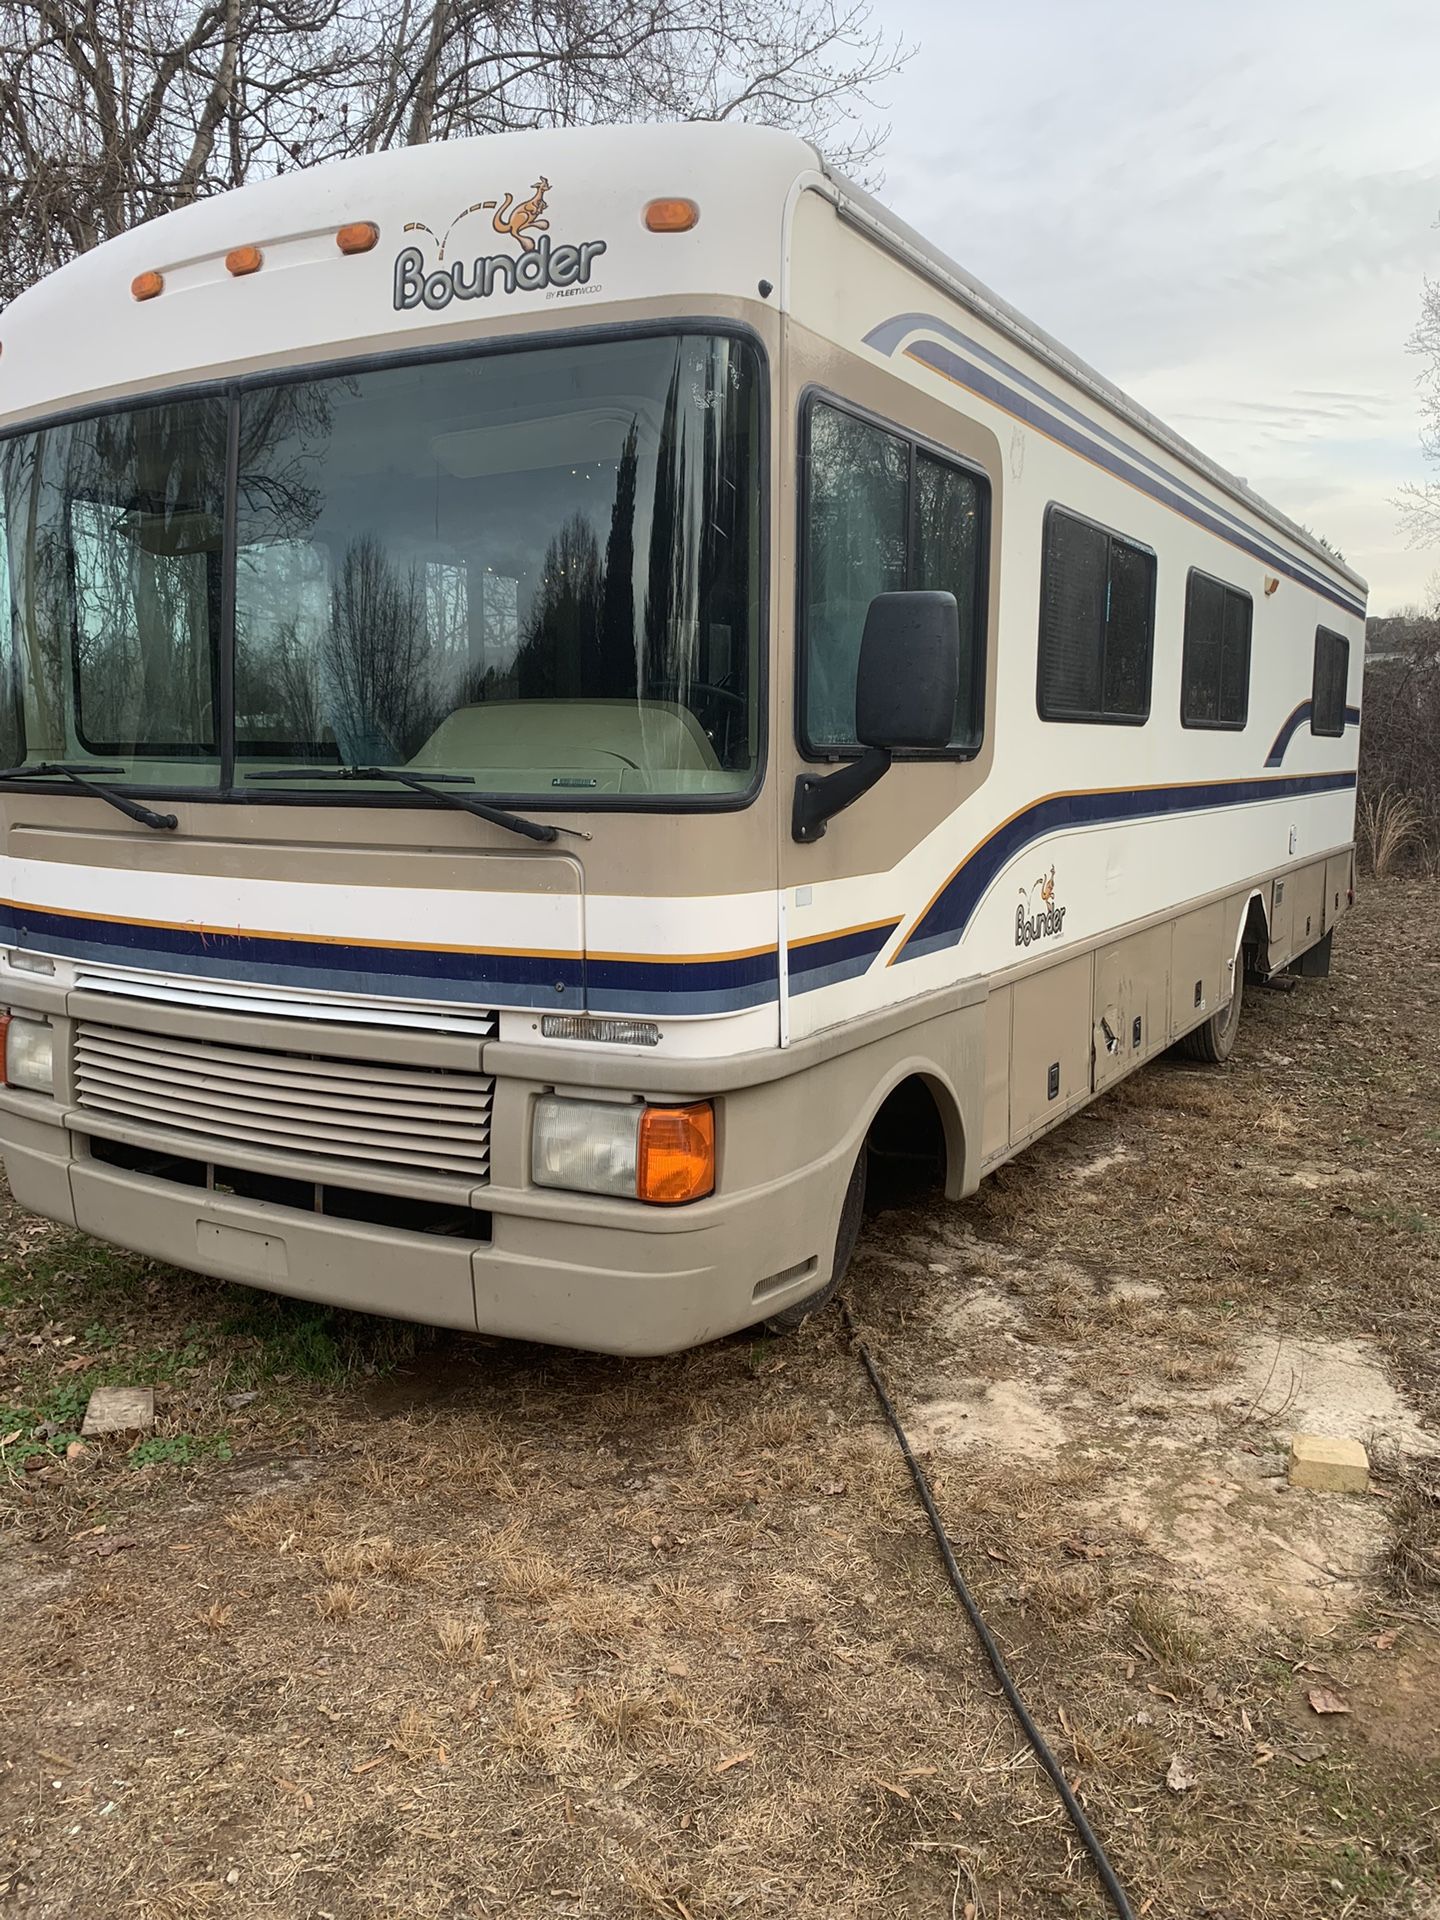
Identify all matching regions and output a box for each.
[786,915,898,953]
[0,895,777,971]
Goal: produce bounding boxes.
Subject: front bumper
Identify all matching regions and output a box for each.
[0,1088,846,1357]
[0,970,986,1355]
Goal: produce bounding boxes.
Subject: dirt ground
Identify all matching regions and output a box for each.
[1,878,1437,1920]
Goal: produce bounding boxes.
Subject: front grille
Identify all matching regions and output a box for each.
[73,1021,493,1182]
[70,963,498,1038]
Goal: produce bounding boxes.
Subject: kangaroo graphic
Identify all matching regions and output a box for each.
[1039,866,1056,906]
[493,178,551,253]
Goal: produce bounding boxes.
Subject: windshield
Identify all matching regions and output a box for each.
[0,331,763,803]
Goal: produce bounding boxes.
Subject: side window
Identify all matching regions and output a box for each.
[1311,627,1349,737]
[0,480,21,766]
[801,397,987,755]
[1181,570,1252,729]
[1036,505,1155,724]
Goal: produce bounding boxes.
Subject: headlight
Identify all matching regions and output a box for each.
[532,1096,715,1204]
[3,1015,55,1093]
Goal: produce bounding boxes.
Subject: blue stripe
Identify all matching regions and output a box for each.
[1264,702,1363,768]
[0,901,917,1018]
[863,315,1366,622]
[896,770,1358,962]
[788,920,899,995]
[0,901,783,1017]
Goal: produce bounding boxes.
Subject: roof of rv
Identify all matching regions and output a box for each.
[0,121,1361,596]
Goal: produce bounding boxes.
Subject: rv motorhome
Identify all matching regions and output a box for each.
[0,124,1364,1352]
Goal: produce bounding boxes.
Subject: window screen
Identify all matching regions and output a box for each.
[1036,505,1155,723]
[801,398,987,755]
[1181,571,1252,729]
[1311,627,1349,737]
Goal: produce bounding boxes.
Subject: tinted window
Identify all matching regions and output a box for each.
[1037,506,1154,723]
[801,399,987,754]
[0,397,226,783]
[0,485,21,766]
[1311,626,1349,737]
[232,333,762,797]
[1181,571,1252,729]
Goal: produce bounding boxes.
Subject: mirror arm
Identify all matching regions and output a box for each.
[791,747,892,843]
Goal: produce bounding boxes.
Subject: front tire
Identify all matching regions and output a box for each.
[1181,968,1244,1063]
[763,1145,867,1333]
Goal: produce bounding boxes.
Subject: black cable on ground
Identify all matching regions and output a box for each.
[840,1298,1137,1920]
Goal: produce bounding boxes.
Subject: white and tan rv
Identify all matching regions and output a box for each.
[0,125,1364,1351]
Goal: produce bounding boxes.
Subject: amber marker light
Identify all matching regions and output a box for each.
[131,270,164,301]
[226,245,263,277]
[636,1101,715,1204]
[336,222,380,255]
[643,197,700,233]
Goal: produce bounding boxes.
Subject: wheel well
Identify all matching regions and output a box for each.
[864,1073,952,1206]
[1241,891,1270,974]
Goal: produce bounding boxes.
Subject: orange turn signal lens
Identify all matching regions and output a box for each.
[636,1101,715,1205]
[131,270,164,301]
[226,245,263,277]
[0,1012,10,1085]
[336,221,380,255]
[643,197,700,234]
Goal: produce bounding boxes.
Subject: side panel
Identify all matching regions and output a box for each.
[1325,852,1352,933]
[1288,861,1327,962]
[1011,954,1093,1142]
[1092,922,1171,1093]
[1169,902,1228,1041]
[982,985,1012,1159]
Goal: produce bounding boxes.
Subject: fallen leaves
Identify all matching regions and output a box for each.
[1164,1755,1197,1793]
[1306,1687,1351,1716]
[713,1750,753,1775]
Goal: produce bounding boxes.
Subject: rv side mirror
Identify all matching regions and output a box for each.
[792,590,962,843]
[854,590,961,751]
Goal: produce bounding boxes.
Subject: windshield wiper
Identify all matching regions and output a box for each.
[0,762,178,831]
[243,766,589,844]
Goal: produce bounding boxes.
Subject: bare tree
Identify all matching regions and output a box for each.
[1359,603,1440,871]
[1398,274,1440,549]
[0,0,908,305]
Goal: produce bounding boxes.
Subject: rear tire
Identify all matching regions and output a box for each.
[1180,968,1243,1063]
[763,1145,867,1333]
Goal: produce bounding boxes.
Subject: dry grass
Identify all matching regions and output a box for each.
[0,880,1437,1918]
[433,1612,486,1660]
[312,1580,364,1621]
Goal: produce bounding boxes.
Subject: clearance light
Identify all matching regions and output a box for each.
[531,1095,715,1204]
[131,270,164,301]
[541,1014,660,1047]
[336,222,380,255]
[643,198,700,233]
[226,245,263,277]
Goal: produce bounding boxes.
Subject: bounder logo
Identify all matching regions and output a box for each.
[393,177,607,313]
[1016,865,1066,948]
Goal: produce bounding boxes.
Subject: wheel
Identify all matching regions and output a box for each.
[763,1144,868,1333]
[1180,968,1243,1063]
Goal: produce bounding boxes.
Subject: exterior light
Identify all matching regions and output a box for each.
[2,1015,55,1093]
[531,1096,715,1204]
[643,198,700,233]
[336,222,380,255]
[541,1014,661,1046]
[226,246,263,277]
[131,270,164,301]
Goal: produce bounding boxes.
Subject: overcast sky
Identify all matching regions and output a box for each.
[857,0,1440,613]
